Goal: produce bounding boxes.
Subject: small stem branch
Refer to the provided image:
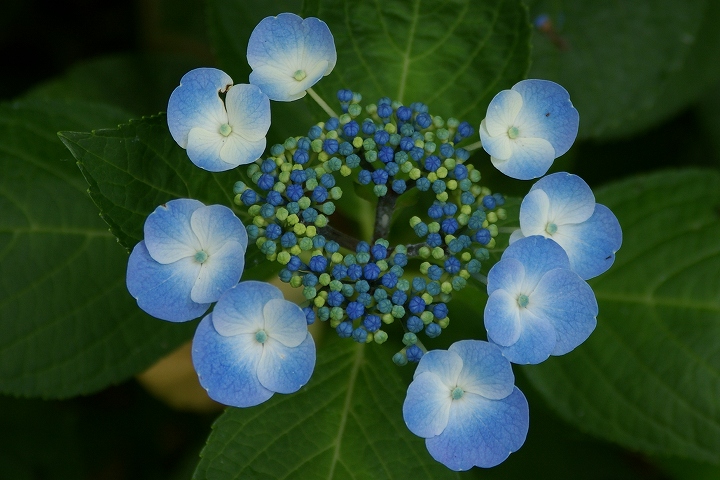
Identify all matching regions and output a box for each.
[318,225,360,252]
[498,226,519,233]
[463,140,483,152]
[372,189,400,243]
[307,87,339,118]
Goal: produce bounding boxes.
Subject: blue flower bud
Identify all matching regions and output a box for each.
[410,146,424,161]
[377,146,394,163]
[338,142,354,156]
[312,235,326,249]
[302,307,316,325]
[391,290,407,305]
[439,143,455,158]
[425,322,442,338]
[372,169,389,185]
[493,192,505,206]
[393,352,408,366]
[427,281,441,295]
[455,148,470,161]
[310,186,328,203]
[428,265,443,281]
[286,201,300,214]
[323,138,339,154]
[457,121,474,138]
[246,224,259,240]
[377,103,393,118]
[292,149,309,164]
[466,258,482,273]
[346,301,364,320]
[416,177,431,191]
[482,195,496,209]
[416,112,432,129]
[424,155,441,172]
[327,290,344,307]
[358,169,372,185]
[308,125,322,140]
[356,292,373,307]
[400,136,414,151]
[265,190,282,206]
[377,298,392,313]
[280,231,297,248]
[474,228,491,245]
[260,203,275,218]
[444,257,461,274]
[460,191,475,205]
[375,130,390,145]
[265,223,282,240]
[412,277,426,292]
[363,263,381,280]
[362,119,376,135]
[407,316,423,333]
[409,296,426,314]
[433,303,449,319]
[352,327,368,343]
[347,264,362,281]
[432,179,447,194]
[317,306,330,321]
[385,162,400,177]
[325,117,339,131]
[393,253,408,267]
[428,204,444,219]
[371,244,388,260]
[396,106,412,121]
[441,218,459,234]
[289,169,306,184]
[297,137,311,150]
[356,252,371,264]
[320,173,336,188]
[381,272,398,288]
[261,158,276,173]
[285,184,303,202]
[426,232,442,248]
[406,345,423,362]
[345,153,361,168]
[400,123,415,136]
[337,89,353,102]
[448,239,463,254]
[336,321,353,338]
[279,268,293,283]
[240,189,258,205]
[343,120,360,137]
[355,279,370,293]
[392,179,406,194]
[309,255,328,273]
[332,264,347,279]
[363,314,381,332]
[325,241,340,253]
[410,102,428,113]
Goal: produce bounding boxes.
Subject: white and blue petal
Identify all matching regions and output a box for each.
[553,204,623,279]
[403,371,453,438]
[247,13,336,101]
[211,281,283,337]
[262,298,308,347]
[450,341,515,400]
[413,349,463,384]
[483,89,523,137]
[493,307,556,364]
[167,68,232,148]
[126,241,208,322]
[257,333,315,394]
[511,79,579,158]
[425,387,529,471]
[190,204,248,254]
[144,199,204,264]
[190,240,245,304]
[528,172,595,225]
[501,235,571,289]
[528,268,598,356]
[491,137,555,181]
[484,289,523,348]
[192,314,273,407]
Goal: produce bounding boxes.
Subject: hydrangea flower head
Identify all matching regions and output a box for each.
[403,340,529,470]
[127,199,248,322]
[247,13,336,101]
[511,172,622,279]
[167,67,271,172]
[480,79,579,180]
[484,235,597,364]
[192,281,316,407]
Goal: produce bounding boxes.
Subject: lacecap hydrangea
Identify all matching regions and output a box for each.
[123,11,622,473]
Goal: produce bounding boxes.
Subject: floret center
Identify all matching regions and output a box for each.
[293,69,307,81]
[255,329,268,344]
[517,294,529,308]
[219,123,232,137]
[507,126,520,139]
[194,250,209,263]
[451,386,465,400]
[545,222,558,235]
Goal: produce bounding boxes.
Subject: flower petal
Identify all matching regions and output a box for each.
[492,136,555,180]
[501,236,570,290]
[190,204,248,254]
[493,307,556,364]
[518,189,551,237]
[486,257,525,296]
[553,204,623,280]
[225,83,271,141]
[479,120,512,161]
[483,89,523,137]
[529,172,595,225]
[192,314,273,407]
[186,127,237,172]
[167,68,232,148]
[211,281,283,337]
[219,134,266,167]
[126,241,207,322]
[511,79,579,158]
[484,289,523,348]
[450,340,515,400]
[190,240,245,304]
[262,298,308,347]
[414,349,463,387]
[403,371,453,438]
[425,387,529,470]
[257,333,315,394]
[144,199,203,264]
[529,268,598,356]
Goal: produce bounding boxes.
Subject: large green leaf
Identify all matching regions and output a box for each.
[303,0,531,126]
[528,0,720,140]
[523,169,720,463]
[0,99,197,397]
[193,338,458,479]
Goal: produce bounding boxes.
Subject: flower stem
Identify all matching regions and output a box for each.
[318,225,360,252]
[307,87,339,118]
[463,140,483,152]
[372,190,400,243]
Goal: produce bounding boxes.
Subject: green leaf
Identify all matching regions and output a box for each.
[193,338,458,479]
[523,169,720,463]
[303,0,531,126]
[0,99,196,397]
[528,0,720,140]
[59,115,271,274]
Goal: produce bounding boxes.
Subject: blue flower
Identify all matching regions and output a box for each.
[247,13,336,101]
[126,199,248,322]
[403,340,529,470]
[480,79,578,180]
[192,281,316,407]
[484,235,597,364]
[511,172,622,279]
[167,68,270,172]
